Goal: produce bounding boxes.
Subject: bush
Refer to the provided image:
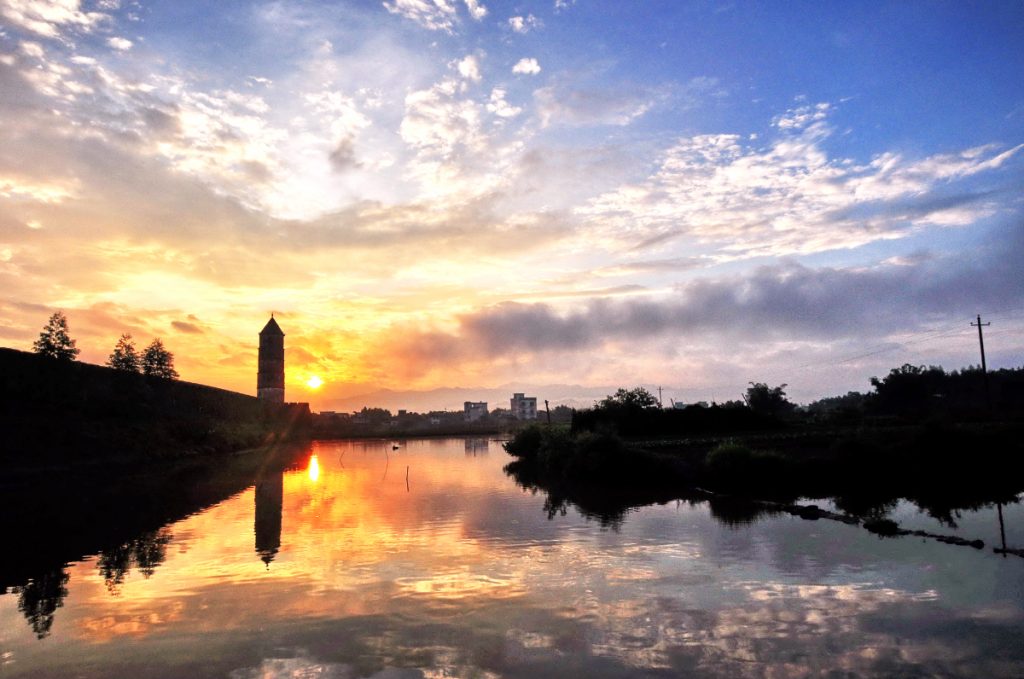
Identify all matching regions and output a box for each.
[504,424,545,460]
[705,441,789,490]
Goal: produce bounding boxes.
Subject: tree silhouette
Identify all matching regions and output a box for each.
[107,333,141,372]
[597,387,660,411]
[15,567,70,639]
[32,311,80,361]
[142,339,179,379]
[743,382,795,418]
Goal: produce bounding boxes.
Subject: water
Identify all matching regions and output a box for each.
[1,438,1022,678]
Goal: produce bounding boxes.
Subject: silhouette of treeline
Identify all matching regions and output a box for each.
[506,424,1023,532]
[505,363,1024,525]
[0,348,311,471]
[0,442,308,638]
[571,365,1024,439]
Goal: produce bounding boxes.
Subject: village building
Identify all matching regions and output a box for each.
[510,393,538,420]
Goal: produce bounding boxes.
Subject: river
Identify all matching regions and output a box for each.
[1,437,1022,677]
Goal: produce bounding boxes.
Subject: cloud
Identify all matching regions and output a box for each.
[508,15,541,34]
[535,83,664,127]
[512,57,541,75]
[107,36,132,51]
[456,54,482,82]
[329,136,361,171]
[578,103,1023,257]
[486,88,521,118]
[400,78,485,159]
[463,0,486,21]
[364,221,1024,379]
[172,320,203,334]
[382,0,458,32]
[0,0,109,38]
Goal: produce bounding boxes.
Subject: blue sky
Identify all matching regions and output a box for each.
[0,0,1022,408]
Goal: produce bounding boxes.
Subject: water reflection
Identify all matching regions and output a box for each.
[254,471,283,568]
[97,528,172,593]
[12,568,67,639]
[465,438,489,456]
[0,438,1021,678]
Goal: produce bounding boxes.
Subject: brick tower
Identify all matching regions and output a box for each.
[257,315,285,403]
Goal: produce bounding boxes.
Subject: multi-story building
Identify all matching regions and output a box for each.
[463,401,488,422]
[510,393,538,420]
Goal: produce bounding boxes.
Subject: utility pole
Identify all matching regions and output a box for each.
[970,314,992,412]
[544,399,551,425]
[658,386,663,408]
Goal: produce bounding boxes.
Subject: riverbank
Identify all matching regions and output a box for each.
[503,421,1024,522]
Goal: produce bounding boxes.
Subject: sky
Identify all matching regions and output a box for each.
[1,0,1023,411]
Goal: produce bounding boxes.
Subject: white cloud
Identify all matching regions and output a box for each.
[512,57,541,75]
[19,40,44,57]
[0,0,109,38]
[107,36,132,51]
[382,0,458,32]
[508,14,541,33]
[400,78,484,158]
[463,0,486,21]
[0,174,79,203]
[456,54,482,82]
[486,88,521,118]
[578,104,1023,257]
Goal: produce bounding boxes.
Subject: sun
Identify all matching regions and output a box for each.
[306,375,324,389]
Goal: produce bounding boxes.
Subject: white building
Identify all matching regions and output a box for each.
[510,393,538,420]
[463,401,488,422]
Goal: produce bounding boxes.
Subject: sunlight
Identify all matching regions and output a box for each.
[306,375,323,389]
[307,454,320,483]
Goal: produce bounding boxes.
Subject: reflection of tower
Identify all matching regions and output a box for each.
[254,471,283,567]
[258,316,285,404]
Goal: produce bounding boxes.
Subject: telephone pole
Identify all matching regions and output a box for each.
[970,314,992,412]
[657,386,663,408]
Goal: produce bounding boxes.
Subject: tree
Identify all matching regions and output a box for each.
[596,387,660,411]
[868,364,947,416]
[141,339,179,379]
[107,333,140,372]
[32,311,80,361]
[743,382,795,418]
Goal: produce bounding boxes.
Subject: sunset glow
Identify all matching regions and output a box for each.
[1,2,1022,411]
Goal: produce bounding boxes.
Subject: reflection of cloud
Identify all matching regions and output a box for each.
[13,440,1021,678]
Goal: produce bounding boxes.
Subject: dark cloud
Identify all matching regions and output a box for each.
[373,220,1024,367]
[141,106,182,137]
[329,136,361,171]
[172,320,203,334]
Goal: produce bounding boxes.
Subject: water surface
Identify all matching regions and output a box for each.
[1,438,1022,677]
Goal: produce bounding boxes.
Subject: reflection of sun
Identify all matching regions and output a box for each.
[306,375,323,389]
[308,454,320,482]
